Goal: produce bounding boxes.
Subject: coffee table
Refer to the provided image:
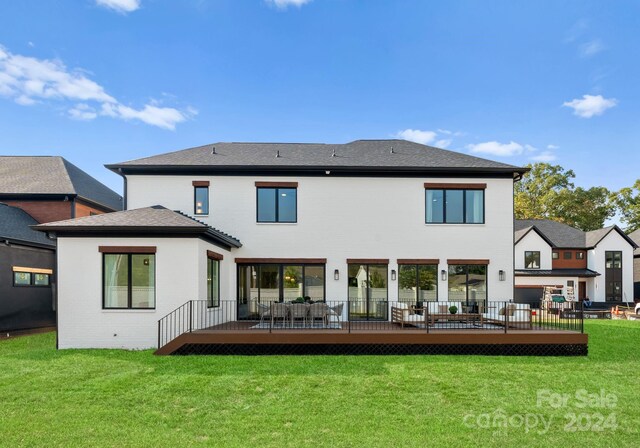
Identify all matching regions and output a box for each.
[429,312,483,327]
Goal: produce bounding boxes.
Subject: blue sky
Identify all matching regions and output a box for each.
[0,0,638,194]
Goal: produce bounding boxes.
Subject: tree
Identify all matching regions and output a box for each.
[515,163,614,231]
[612,180,640,233]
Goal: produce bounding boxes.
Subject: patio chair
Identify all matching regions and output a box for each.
[309,302,328,327]
[271,302,289,328]
[391,303,425,328]
[257,303,271,326]
[290,303,308,328]
[326,303,344,327]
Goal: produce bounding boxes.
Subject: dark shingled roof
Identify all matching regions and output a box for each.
[0,156,123,211]
[106,140,527,175]
[515,219,637,249]
[515,269,600,277]
[0,203,55,248]
[626,229,640,256]
[33,205,241,249]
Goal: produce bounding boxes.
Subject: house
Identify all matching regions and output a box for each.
[35,139,579,352]
[627,229,640,299]
[0,203,56,332]
[514,219,637,306]
[0,156,123,223]
[0,156,123,333]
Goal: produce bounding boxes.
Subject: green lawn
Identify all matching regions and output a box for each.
[1,322,639,447]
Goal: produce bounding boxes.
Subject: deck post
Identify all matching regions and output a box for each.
[504,302,508,334]
[347,299,351,334]
[188,301,192,333]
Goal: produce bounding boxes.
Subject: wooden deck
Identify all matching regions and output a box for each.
[156,321,588,356]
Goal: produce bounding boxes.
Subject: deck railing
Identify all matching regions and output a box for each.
[157,299,584,349]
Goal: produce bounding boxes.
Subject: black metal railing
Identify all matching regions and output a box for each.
[157,299,584,349]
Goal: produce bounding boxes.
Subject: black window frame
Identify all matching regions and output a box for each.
[236,263,325,303]
[524,251,541,269]
[194,186,209,216]
[256,187,297,223]
[552,251,559,260]
[425,188,485,224]
[397,264,438,305]
[564,251,572,260]
[576,252,585,260]
[12,270,51,287]
[207,257,221,308]
[447,264,488,307]
[102,253,156,310]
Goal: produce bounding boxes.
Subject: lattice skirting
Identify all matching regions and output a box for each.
[171,343,588,356]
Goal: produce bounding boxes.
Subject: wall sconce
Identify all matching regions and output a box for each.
[499,270,505,281]
[441,269,447,281]
[334,269,339,281]
[391,270,397,281]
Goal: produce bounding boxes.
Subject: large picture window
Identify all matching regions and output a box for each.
[103,253,155,309]
[257,187,297,223]
[425,186,484,224]
[398,264,438,304]
[447,264,487,308]
[605,251,622,302]
[524,251,540,269]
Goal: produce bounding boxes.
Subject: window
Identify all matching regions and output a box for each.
[103,253,155,309]
[605,251,622,302]
[564,251,572,260]
[207,257,220,308]
[194,185,209,215]
[552,252,559,259]
[524,251,540,269]
[425,187,484,224]
[576,252,585,260]
[398,264,438,304]
[12,268,52,287]
[348,263,388,320]
[257,187,297,223]
[448,264,487,307]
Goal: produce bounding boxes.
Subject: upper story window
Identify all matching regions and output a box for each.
[424,183,485,224]
[193,181,210,215]
[576,252,585,260]
[12,267,52,287]
[101,247,156,309]
[552,251,559,259]
[564,251,572,260]
[524,251,540,269]
[256,182,298,223]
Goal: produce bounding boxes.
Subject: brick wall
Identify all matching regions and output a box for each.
[3,200,72,224]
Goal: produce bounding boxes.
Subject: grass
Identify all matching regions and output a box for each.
[1,321,639,447]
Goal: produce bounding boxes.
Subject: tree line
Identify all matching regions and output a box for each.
[515,163,640,233]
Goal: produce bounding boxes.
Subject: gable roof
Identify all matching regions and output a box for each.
[515,219,637,249]
[0,156,123,211]
[514,225,554,247]
[0,203,55,248]
[33,205,241,250]
[106,140,528,177]
[624,229,640,256]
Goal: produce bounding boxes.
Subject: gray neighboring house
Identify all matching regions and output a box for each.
[627,229,640,299]
[0,203,56,331]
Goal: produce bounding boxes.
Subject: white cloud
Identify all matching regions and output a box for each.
[266,0,312,9]
[530,151,558,162]
[435,139,452,149]
[579,39,605,57]
[547,144,560,150]
[96,0,141,13]
[563,94,617,118]
[396,129,437,145]
[466,141,524,157]
[0,44,194,130]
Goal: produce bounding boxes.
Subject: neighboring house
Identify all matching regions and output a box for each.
[0,203,56,331]
[35,139,528,350]
[514,219,637,306]
[0,156,122,333]
[0,156,123,223]
[627,229,640,299]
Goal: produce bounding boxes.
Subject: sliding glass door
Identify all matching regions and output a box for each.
[348,264,388,321]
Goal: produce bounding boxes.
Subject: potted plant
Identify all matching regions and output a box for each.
[449,305,458,315]
[294,296,305,303]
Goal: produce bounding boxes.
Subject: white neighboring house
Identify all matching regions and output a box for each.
[35,139,527,349]
[514,219,637,305]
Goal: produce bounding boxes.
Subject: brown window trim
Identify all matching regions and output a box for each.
[346,258,390,264]
[424,183,486,189]
[192,180,210,187]
[235,257,326,264]
[99,246,157,254]
[397,259,440,265]
[447,259,490,265]
[207,250,224,261]
[255,181,299,188]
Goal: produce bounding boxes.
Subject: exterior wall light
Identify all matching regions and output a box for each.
[334,269,339,281]
[441,269,447,281]
[499,270,505,281]
[391,270,397,281]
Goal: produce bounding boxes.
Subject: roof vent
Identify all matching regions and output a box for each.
[331,149,337,157]
[211,146,216,155]
[275,150,281,158]
[390,146,395,154]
